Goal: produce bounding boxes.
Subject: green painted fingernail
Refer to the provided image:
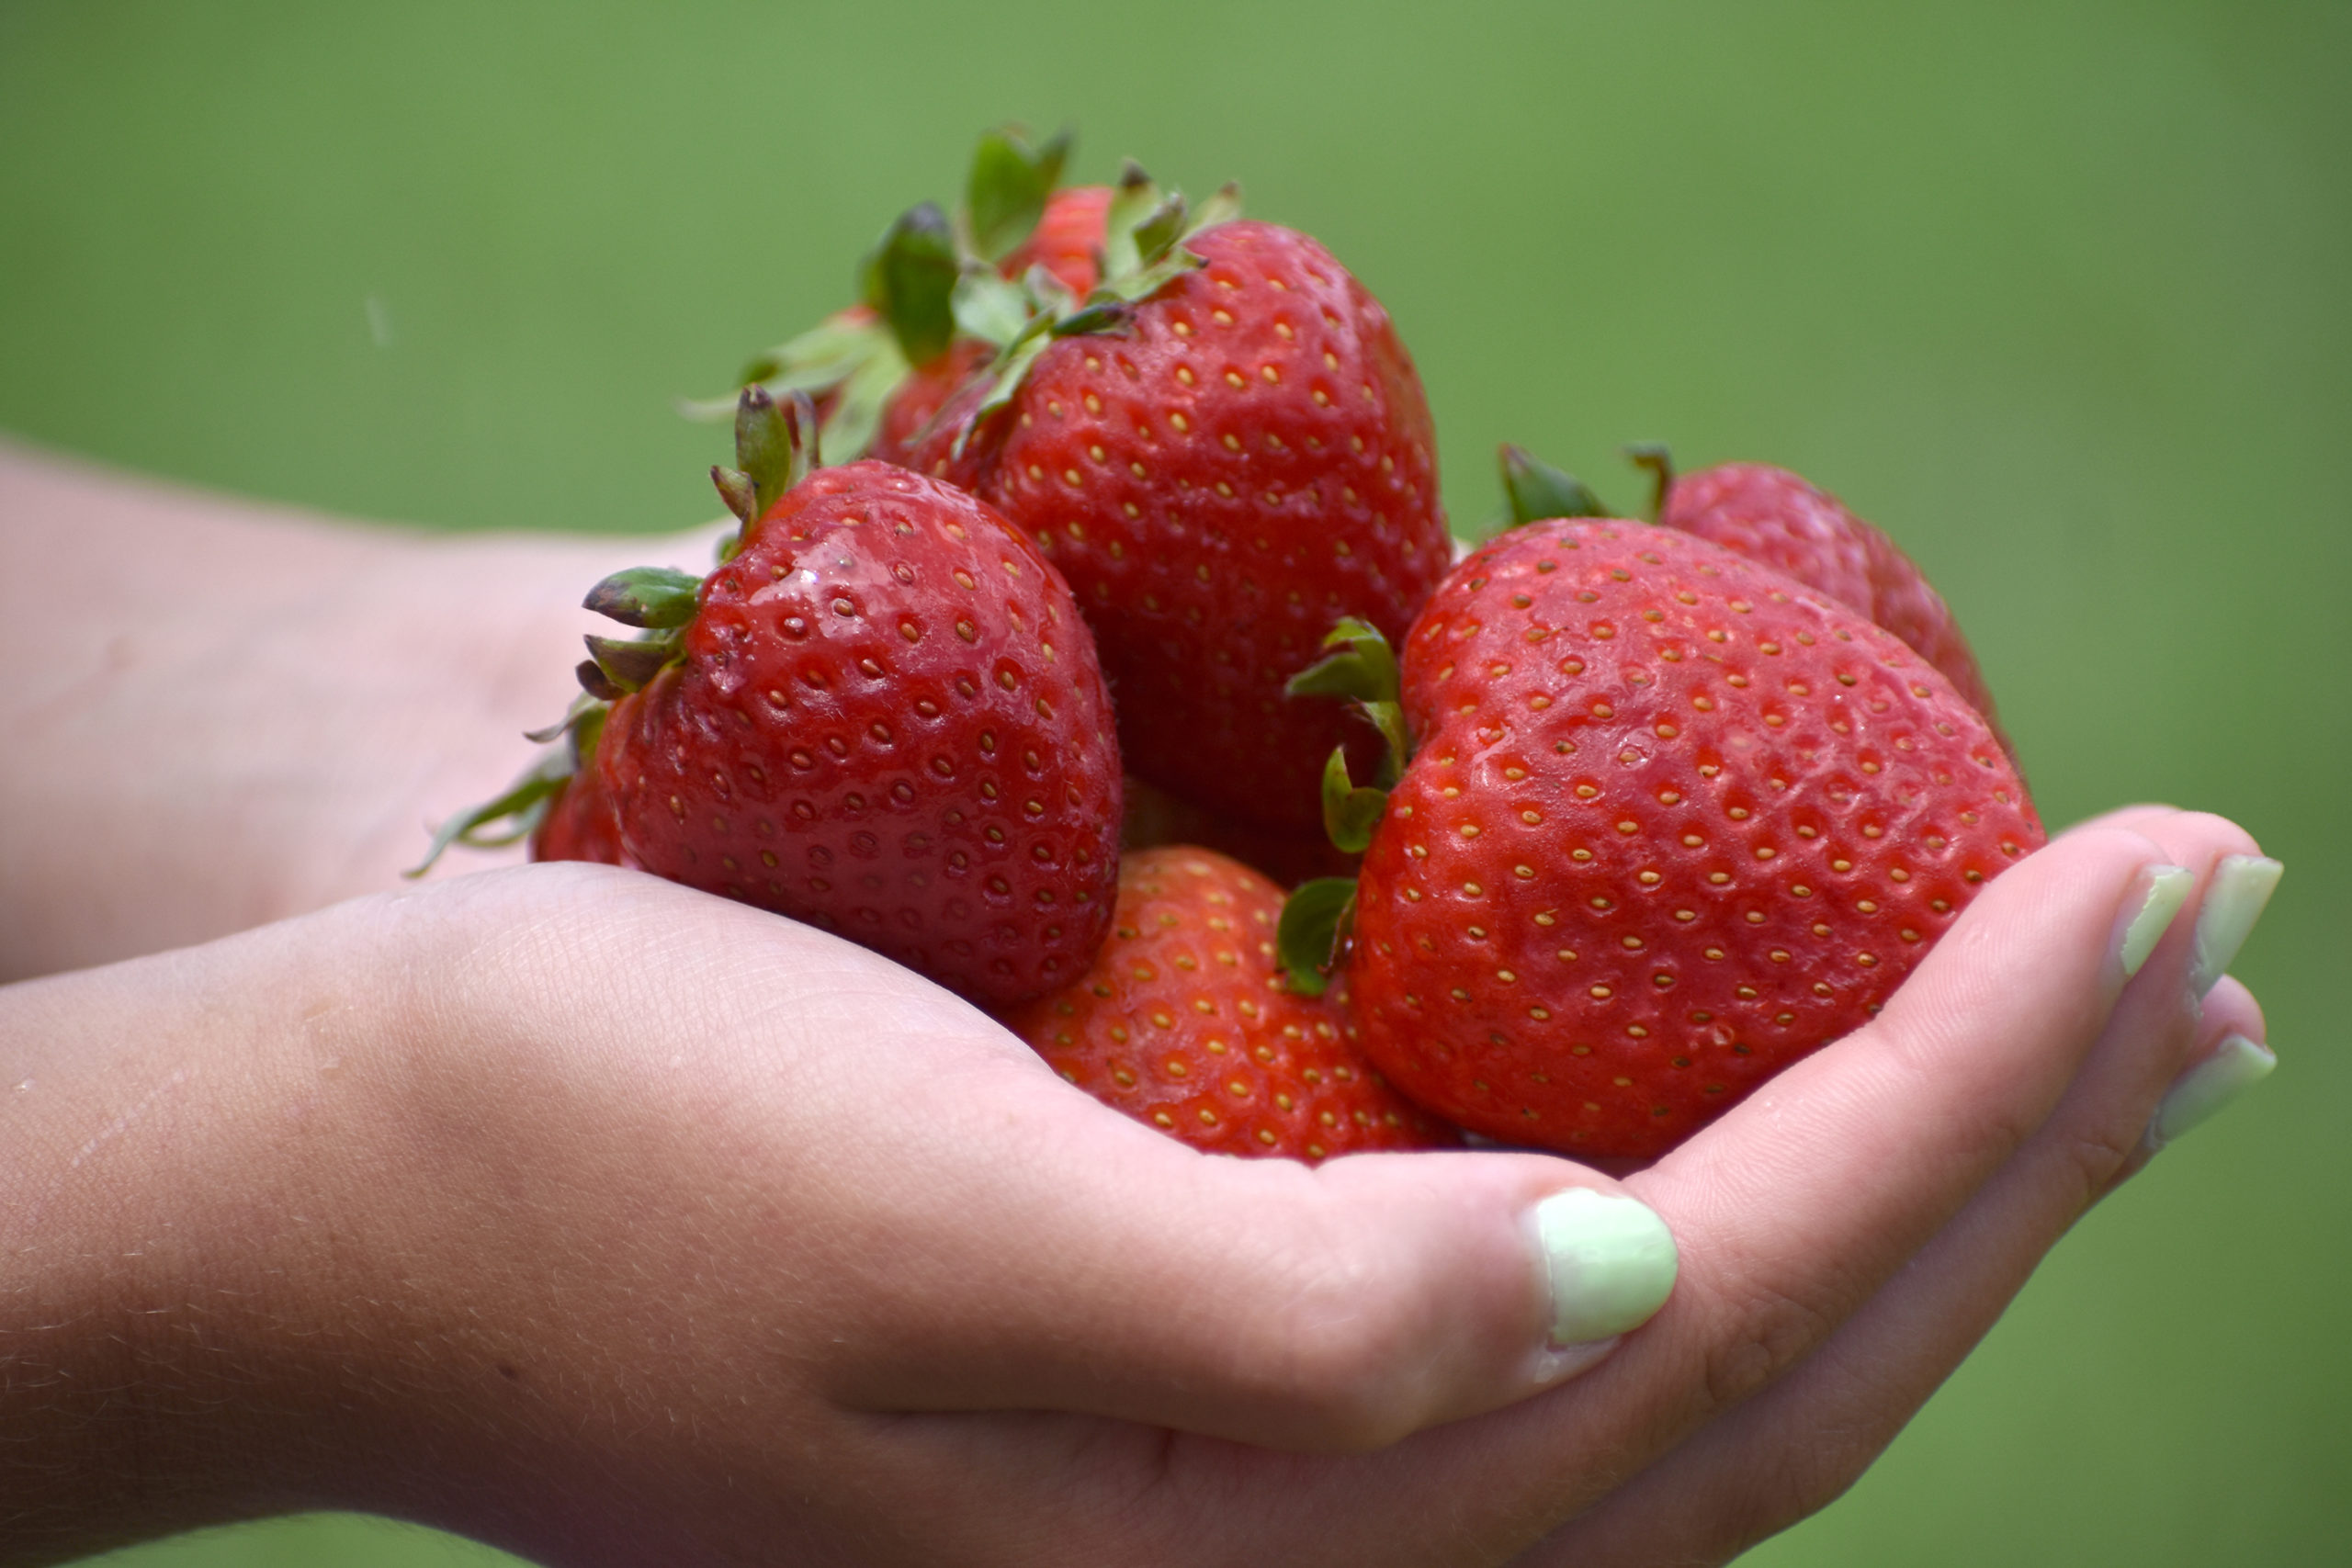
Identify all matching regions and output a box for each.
[2119,864,2194,978]
[2147,1034,2276,1151]
[1532,1188,1679,1346]
[2188,855,2284,996]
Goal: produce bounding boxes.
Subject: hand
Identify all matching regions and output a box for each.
[0,805,2271,1566]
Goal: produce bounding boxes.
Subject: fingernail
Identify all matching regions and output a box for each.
[2145,1034,2276,1152]
[2188,855,2284,996]
[1532,1188,1679,1347]
[2117,864,2195,978]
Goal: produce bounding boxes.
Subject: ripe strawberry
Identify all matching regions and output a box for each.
[1502,446,2011,754]
[1654,456,2011,753]
[997,846,1458,1160]
[429,389,1125,1009]
[902,176,1452,838]
[531,755,628,867]
[1300,520,2041,1161]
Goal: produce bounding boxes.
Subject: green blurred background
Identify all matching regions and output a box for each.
[5,0,2345,1561]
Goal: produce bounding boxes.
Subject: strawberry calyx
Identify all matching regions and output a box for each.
[1498,443,1612,527]
[1274,617,1418,993]
[687,126,1079,461]
[931,162,1245,454]
[407,697,607,874]
[1285,616,1409,795]
[712,385,819,555]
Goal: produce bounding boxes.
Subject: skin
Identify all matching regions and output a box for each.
[0,439,2271,1566]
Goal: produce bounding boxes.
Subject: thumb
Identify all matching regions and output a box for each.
[817,1076,1677,1452]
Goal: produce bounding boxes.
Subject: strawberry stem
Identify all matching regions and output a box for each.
[1624,442,1676,521]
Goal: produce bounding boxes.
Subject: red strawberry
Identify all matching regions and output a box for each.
[1502,446,2011,756]
[997,846,1458,1159]
[1654,456,2012,754]
[1306,520,2041,1161]
[429,390,1125,1009]
[908,186,1452,838]
[531,758,628,867]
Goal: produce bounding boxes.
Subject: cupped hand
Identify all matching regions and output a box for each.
[277,804,2270,1568]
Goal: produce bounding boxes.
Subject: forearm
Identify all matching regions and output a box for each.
[0,438,707,980]
[0,901,429,1559]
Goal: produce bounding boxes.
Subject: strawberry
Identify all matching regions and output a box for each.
[1656,457,2013,754]
[900,171,1453,837]
[531,755,628,867]
[699,128,1109,466]
[1287,520,2041,1161]
[426,389,1125,1010]
[997,846,1458,1160]
[1503,446,2011,753]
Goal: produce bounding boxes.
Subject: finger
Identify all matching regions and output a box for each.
[820,1096,1676,1451]
[1520,835,2273,1565]
[2123,973,2270,1175]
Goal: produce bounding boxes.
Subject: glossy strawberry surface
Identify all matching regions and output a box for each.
[998,846,1458,1159]
[585,461,1124,1007]
[914,221,1451,835]
[1661,462,2009,750]
[1350,520,2041,1160]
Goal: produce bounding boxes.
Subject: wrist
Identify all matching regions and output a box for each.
[0,895,464,1557]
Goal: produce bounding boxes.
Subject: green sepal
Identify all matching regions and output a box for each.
[679,310,899,429]
[1319,746,1390,854]
[1277,876,1360,998]
[576,658,625,703]
[1624,442,1676,520]
[965,124,1071,264]
[583,566,702,629]
[1500,444,1611,525]
[584,631,682,694]
[1190,180,1243,232]
[1099,161,1161,283]
[819,345,903,468]
[711,465,759,530]
[407,701,606,877]
[953,265,1035,350]
[734,385,815,522]
[860,201,961,367]
[1286,615,1401,706]
[1286,617,1410,795]
[1090,164,1237,309]
[954,312,1059,455]
[948,156,1246,457]
[1053,299,1133,338]
[1129,191,1190,269]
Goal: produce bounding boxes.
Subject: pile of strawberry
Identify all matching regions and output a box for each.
[427,129,2041,1166]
